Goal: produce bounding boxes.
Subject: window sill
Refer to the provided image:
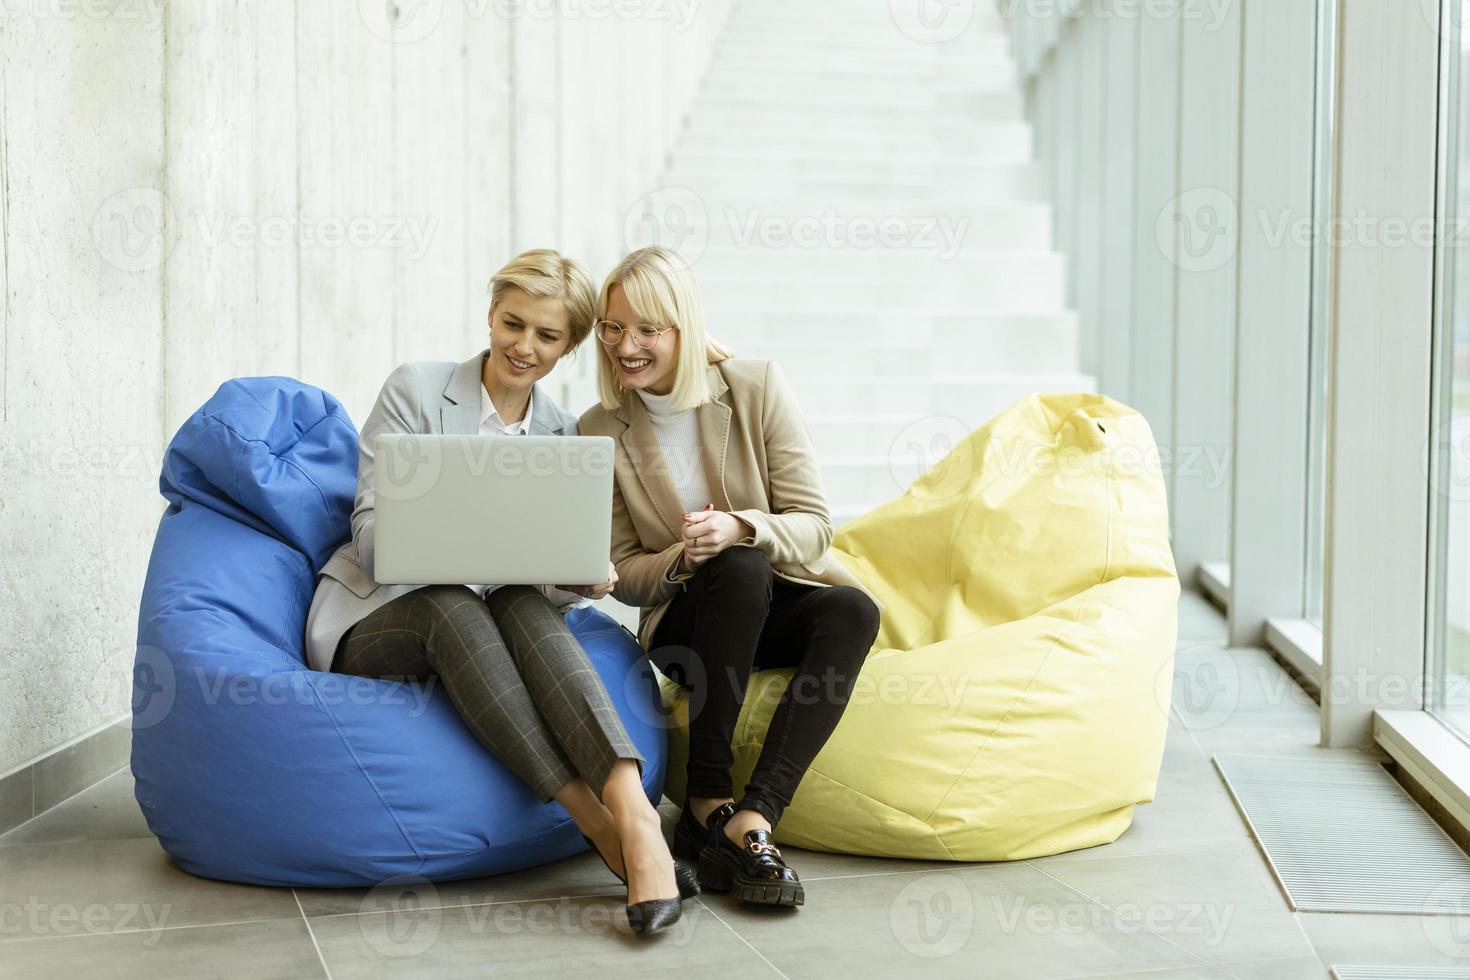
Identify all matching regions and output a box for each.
[1374,709,1470,838]
[1264,617,1323,689]
[1198,561,1231,610]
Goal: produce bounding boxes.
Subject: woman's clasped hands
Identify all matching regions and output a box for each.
[680,503,755,572]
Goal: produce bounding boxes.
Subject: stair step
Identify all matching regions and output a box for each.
[731,326,1077,377]
[676,125,1032,158]
[662,169,1046,204]
[688,92,1025,124]
[698,69,1019,98]
[674,209,1050,251]
[696,262,1065,311]
[784,373,1095,415]
[672,124,1033,164]
[705,310,1074,346]
[687,249,1062,279]
[666,151,1039,182]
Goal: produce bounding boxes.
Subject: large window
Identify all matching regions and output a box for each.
[1302,0,1336,628]
[1430,0,1470,738]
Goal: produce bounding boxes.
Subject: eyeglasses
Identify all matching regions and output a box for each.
[595,319,677,350]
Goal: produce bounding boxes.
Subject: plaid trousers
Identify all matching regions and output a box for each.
[333,584,642,800]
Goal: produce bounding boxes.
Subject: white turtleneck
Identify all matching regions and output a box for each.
[636,387,714,514]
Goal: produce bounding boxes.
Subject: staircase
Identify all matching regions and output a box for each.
[634,0,1092,525]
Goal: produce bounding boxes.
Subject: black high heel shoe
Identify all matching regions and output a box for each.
[580,834,701,900]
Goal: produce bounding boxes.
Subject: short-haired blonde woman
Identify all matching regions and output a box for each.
[304,249,692,936]
[579,246,883,909]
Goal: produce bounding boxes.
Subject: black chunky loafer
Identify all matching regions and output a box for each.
[672,800,736,863]
[697,824,805,908]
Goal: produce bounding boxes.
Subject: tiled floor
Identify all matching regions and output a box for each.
[2,591,1467,978]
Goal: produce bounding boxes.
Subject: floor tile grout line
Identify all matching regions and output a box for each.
[0,914,309,944]
[1025,860,1217,973]
[691,897,791,980]
[302,889,627,921]
[0,764,131,846]
[293,889,334,980]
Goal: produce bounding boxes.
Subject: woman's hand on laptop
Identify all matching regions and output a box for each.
[555,561,618,600]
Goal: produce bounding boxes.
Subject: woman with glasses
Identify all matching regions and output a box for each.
[579,246,883,909]
[304,249,692,936]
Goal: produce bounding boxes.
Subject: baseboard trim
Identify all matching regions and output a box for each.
[0,715,131,839]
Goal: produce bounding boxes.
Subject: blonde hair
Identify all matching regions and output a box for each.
[487,248,597,353]
[594,246,734,411]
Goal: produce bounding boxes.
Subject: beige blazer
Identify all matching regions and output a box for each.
[578,357,880,649]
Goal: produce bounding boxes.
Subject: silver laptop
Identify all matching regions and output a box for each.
[372,433,614,586]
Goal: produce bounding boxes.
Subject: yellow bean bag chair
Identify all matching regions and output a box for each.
[659,392,1179,861]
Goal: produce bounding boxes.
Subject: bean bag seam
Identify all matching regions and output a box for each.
[200,410,344,521]
[303,673,430,872]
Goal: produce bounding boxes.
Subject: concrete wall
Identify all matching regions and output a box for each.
[0,0,730,775]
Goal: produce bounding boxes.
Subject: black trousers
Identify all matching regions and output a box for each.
[648,546,881,828]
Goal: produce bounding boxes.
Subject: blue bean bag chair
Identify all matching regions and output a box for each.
[131,377,668,887]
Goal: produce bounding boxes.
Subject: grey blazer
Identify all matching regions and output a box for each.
[302,349,581,672]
